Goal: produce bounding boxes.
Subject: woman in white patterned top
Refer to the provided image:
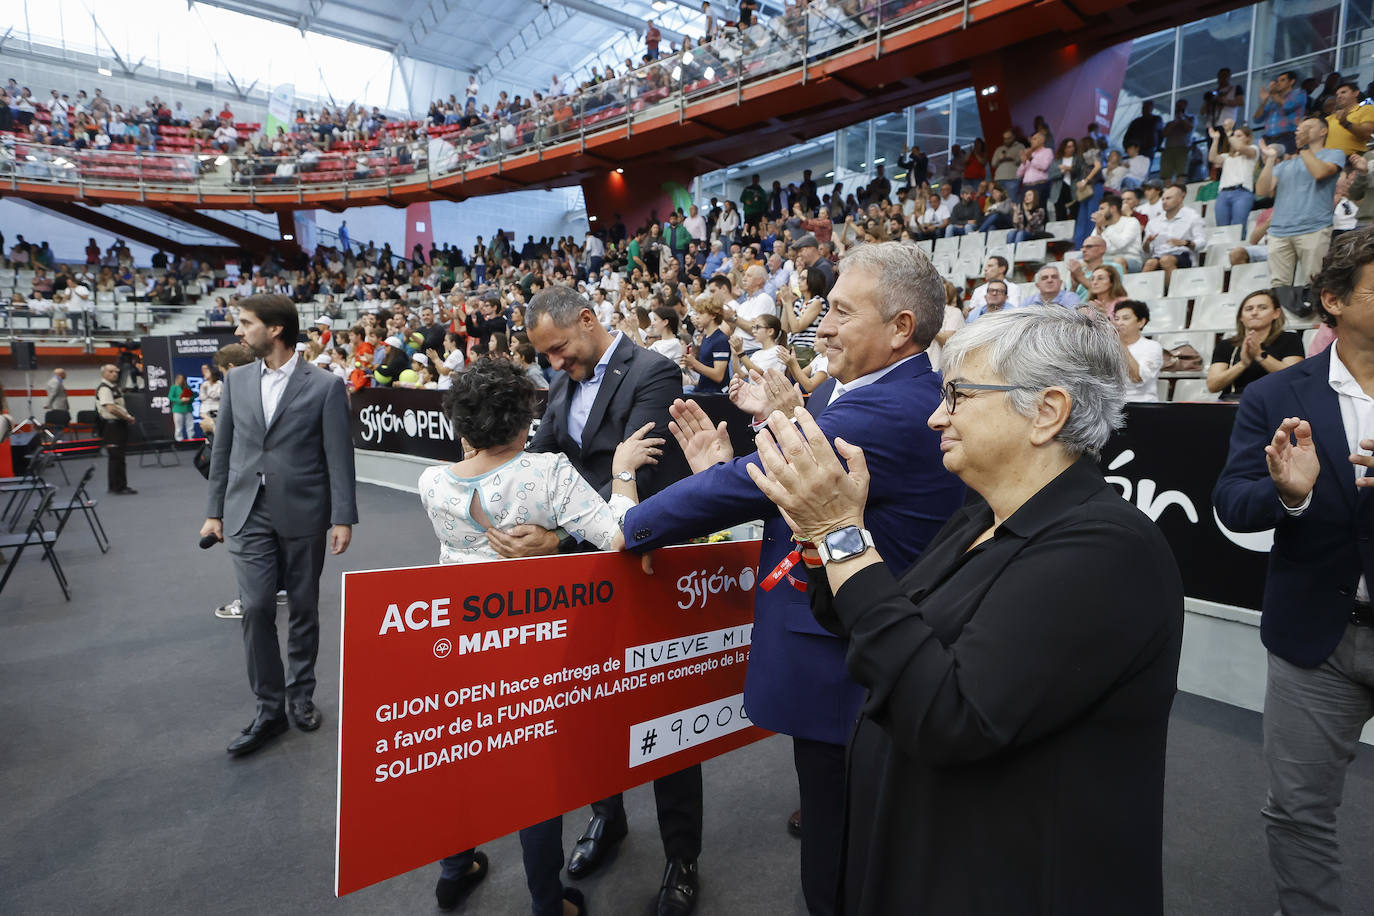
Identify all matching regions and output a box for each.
[424,357,662,915]
[419,358,660,565]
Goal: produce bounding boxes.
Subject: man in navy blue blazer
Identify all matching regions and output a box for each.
[1213,228,1374,914]
[623,242,965,916]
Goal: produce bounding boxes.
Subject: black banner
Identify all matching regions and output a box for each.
[138,333,239,436]
[1102,403,1267,611]
[349,390,1269,612]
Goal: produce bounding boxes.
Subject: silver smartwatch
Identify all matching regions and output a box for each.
[816,525,875,565]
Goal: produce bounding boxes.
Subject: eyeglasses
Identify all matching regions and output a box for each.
[942,380,1041,414]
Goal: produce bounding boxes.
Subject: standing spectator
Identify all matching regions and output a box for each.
[741,174,768,228]
[989,129,1025,197]
[1325,81,1374,158]
[1212,228,1374,916]
[898,144,928,189]
[1050,138,1088,222]
[1112,300,1163,401]
[683,204,707,243]
[1205,290,1305,399]
[169,373,195,441]
[779,266,829,366]
[867,164,892,204]
[1256,116,1345,286]
[1210,67,1246,128]
[199,364,223,435]
[1015,131,1054,205]
[201,294,357,757]
[44,367,68,413]
[645,19,662,59]
[1159,100,1196,183]
[1142,184,1207,288]
[1124,100,1164,161]
[1209,125,1258,227]
[96,363,137,495]
[683,294,733,394]
[1254,71,1308,155]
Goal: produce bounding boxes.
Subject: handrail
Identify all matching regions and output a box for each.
[0,0,970,202]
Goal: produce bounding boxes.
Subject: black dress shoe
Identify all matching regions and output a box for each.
[787,808,801,838]
[656,858,698,916]
[435,850,488,911]
[291,700,323,732]
[566,813,628,878]
[226,717,288,756]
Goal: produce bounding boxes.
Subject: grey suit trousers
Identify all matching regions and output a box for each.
[229,487,327,722]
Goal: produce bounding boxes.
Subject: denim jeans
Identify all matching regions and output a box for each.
[1214,188,1254,227]
[1007,228,1035,244]
[979,213,1011,232]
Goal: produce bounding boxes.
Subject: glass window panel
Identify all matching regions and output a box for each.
[1178,10,1252,91]
[952,89,981,149]
[842,122,870,175]
[1109,92,1170,151]
[1338,39,1374,94]
[1346,0,1374,46]
[873,111,907,181]
[1121,29,1176,103]
[1258,0,1340,64]
[911,95,950,156]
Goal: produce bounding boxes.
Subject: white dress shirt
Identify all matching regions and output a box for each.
[261,352,298,428]
[1285,342,1373,600]
[733,291,776,353]
[568,333,622,446]
[1144,206,1206,258]
[827,354,919,405]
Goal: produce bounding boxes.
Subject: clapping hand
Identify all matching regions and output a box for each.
[762,366,804,415]
[1350,153,1369,173]
[668,397,734,473]
[1241,329,1261,363]
[1207,126,1220,140]
[612,421,665,475]
[745,407,868,543]
[1258,138,1279,162]
[1265,417,1321,507]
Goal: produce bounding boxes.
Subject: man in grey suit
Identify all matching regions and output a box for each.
[201,293,357,757]
[44,368,68,413]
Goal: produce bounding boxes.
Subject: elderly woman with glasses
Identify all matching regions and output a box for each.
[745,306,1184,915]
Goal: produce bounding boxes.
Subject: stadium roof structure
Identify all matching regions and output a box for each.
[189,0,747,95]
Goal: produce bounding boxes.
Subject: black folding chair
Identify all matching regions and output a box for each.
[46,466,108,553]
[137,420,180,468]
[0,488,70,601]
[1,450,56,531]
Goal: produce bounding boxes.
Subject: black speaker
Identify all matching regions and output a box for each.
[12,340,37,370]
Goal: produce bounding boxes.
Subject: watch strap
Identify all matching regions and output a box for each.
[816,526,875,564]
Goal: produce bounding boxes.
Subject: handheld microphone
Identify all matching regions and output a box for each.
[199,534,221,549]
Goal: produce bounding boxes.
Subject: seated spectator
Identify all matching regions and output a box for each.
[1208,124,1258,227]
[1228,208,1273,266]
[1067,235,1120,297]
[978,185,1013,232]
[1111,300,1164,402]
[944,186,982,237]
[510,341,549,389]
[1090,194,1145,272]
[1142,183,1206,288]
[1122,142,1150,189]
[1081,266,1128,316]
[1205,289,1305,400]
[968,255,1020,314]
[964,277,1013,322]
[1102,149,1128,193]
[207,296,230,323]
[1024,265,1080,309]
[646,306,684,363]
[730,313,786,376]
[1008,188,1048,244]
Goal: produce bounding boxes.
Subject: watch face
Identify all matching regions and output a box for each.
[825,526,866,559]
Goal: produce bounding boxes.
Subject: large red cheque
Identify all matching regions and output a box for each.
[335,539,767,895]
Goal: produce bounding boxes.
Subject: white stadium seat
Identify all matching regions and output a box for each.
[1171,378,1216,402]
[1145,298,1189,333]
[1190,293,1242,330]
[1122,272,1165,300]
[1045,220,1075,241]
[1167,266,1224,298]
[1228,260,1271,293]
[1012,239,1047,263]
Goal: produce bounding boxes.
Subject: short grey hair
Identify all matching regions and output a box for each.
[942,305,1127,456]
[836,241,945,349]
[527,285,588,328]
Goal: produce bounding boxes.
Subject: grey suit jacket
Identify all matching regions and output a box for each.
[206,357,358,538]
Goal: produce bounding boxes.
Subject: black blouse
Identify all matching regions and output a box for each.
[810,457,1183,915]
[1210,330,1304,399]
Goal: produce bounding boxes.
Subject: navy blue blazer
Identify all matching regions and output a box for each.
[623,354,965,744]
[1213,347,1374,668]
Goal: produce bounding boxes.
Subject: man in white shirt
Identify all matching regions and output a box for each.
[1124,143,1150,188]
[763,253,794,298]
[967,255,1021,313]
[1136,179,1167,224]
[683,204,707,243]
[1143,184,1207,288]
[1091,194,1145,272]
[917,192,952,238]
[730,264,776,354]
[1112,301,1163,402]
